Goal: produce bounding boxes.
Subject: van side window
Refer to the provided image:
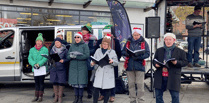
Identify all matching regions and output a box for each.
[0,31,14,49]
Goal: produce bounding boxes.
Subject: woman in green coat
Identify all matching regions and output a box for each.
[28,33,48,102]
[67,32,90,103]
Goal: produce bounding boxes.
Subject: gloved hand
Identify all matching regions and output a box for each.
[70,54,77,59]
[124,52,130,57]
[34,64,40,69]
[132,56,138,60]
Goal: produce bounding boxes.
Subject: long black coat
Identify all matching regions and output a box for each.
[153,47,188,92]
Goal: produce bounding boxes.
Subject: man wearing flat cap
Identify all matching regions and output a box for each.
[153,33,188,103]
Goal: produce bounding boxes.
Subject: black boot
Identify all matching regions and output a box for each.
[77,96,83,103]
[73,96,79,103]
[31,91,39,102]
[37,91,43,102]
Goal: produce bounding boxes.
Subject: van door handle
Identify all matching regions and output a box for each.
[5,56,15,59]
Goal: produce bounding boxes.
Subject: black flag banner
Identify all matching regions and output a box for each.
[107,0,132,49]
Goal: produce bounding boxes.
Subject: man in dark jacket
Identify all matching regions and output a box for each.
[153,33,188,103]
[122,28,150,103]
[94,25,121,102]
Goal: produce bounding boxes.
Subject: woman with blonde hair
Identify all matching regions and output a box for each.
[91,34,119,103]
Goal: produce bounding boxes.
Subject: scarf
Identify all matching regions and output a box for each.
[83,33,97,44]
[132,37,142,46]
[101,48,108,54]
[35,45,43,51]
[164,43,176,60]
[83,33,91,44]
[162,43,176,77]
[54,46,64,55]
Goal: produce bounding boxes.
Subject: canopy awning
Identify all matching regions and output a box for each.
[16,0,155,8]
[165,0,209,6]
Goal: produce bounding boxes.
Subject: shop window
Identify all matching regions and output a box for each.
[80,11,111,16]
[0,11,31,27]
[32,13,79,26]
[80,16,111,25]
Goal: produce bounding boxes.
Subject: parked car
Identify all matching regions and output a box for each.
[179,42,188,49]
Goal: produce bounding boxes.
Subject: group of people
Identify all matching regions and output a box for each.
[28,6,204,103]
[28,24,122,103]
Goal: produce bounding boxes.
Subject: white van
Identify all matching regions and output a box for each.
[0,25,105,82]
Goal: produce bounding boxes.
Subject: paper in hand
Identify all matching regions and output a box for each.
[34,66,46,76]
[70,51,83,56]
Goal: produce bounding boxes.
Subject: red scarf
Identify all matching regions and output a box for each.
[35,45,43,51]
[124,41,146,69]
[83,33,91,43]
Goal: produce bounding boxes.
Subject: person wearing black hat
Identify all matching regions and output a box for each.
[49,30,68,51]
[50,37,69,103]
[186,5,204,68]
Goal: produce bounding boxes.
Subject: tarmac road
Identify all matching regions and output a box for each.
[0,82,209,103]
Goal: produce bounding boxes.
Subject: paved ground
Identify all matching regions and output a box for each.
[0,62,209,103]
[0,82,208,103]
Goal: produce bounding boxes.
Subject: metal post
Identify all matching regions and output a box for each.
[205,7,208,68]
[206,34,208,68]
[203,6,205,60]
[150,38,153,92]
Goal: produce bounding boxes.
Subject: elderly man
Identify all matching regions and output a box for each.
[186,5,204,67]
[153,33,188,103]
[122,27,150,103]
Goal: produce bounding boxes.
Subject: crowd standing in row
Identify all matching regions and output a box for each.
[28,22,191,103]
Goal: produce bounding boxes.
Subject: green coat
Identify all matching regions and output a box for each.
[67,41,90,85]
[28,46,49,72]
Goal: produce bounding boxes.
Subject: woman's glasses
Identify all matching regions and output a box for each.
[74,37,80,39]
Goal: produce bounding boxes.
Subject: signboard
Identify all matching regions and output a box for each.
[107,0,132,49]
[66,31,72,43]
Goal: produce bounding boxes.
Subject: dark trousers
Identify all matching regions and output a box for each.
[93,88,111,103]
[155,89,179,103]
[100,88,115,97]
[87,70,93,95]
[74,88,84,96]
[187,37,201,63]
[34,75,45,91]
[155,77,179,103]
